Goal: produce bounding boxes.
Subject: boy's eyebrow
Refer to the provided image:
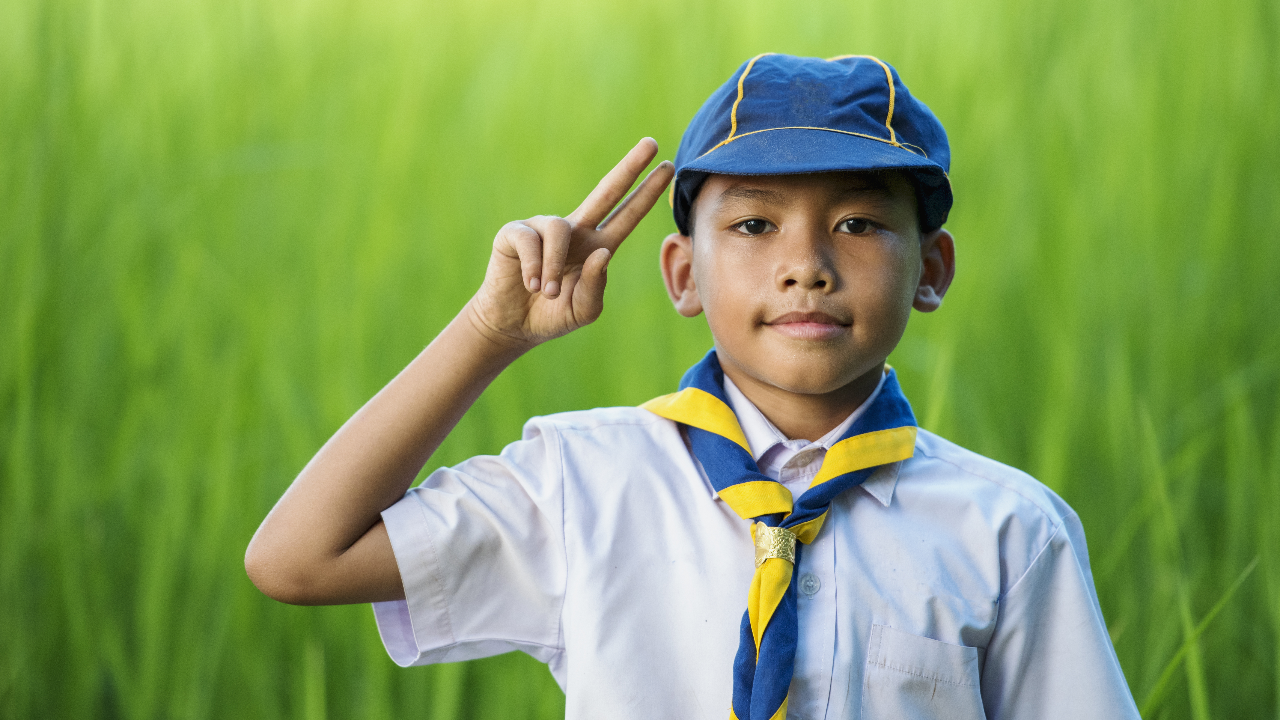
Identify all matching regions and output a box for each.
[718,185,785,203]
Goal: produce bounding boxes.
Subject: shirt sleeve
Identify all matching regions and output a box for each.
[371,418,566,669]
[979,512,1141,719]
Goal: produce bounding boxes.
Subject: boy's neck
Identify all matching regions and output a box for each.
[719,359,885,442]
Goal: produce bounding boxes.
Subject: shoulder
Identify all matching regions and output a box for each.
[907,428,1077,527]
[892,429,1086,594]
[518,406,714,509]
[522,405,673,435]
[518,406,690,466]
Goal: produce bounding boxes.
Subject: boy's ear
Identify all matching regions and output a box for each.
[660,233,703,317]
[914,228,956,312]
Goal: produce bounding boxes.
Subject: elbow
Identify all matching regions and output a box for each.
[244,537,322,606]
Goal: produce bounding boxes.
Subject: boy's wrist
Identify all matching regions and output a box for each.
[460,297,539,361]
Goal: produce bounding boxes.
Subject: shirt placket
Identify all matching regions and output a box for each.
[783,449,837,720]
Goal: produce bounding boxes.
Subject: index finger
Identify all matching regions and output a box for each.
[567,138,661,228]
[593,160,675,249]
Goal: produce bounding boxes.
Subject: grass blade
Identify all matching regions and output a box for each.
[1178,584,1210,720]
[1139,557,1260,718]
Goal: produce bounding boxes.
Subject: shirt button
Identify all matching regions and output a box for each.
[790,449,820,466]
[799,573,821,596]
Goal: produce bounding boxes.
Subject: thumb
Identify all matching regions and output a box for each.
[572,247,613,325]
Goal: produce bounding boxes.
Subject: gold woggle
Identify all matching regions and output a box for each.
[753,522,797,568]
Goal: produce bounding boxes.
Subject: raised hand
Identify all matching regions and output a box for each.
[246,139,674,606]
[467,138,674,348]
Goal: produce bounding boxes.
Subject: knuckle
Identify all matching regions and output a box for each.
[499,222,534,244]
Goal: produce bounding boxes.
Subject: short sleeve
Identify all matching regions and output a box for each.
[979,513,1141,719]
[372,419,566,670]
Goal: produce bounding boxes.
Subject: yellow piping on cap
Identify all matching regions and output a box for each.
[699,53,774,158]
[899,140,929,158]
[696,125,920,161]
[828,54,900,146]
[673,53,773,220]
[695,54,914,162]
[729,53,772,141]
[680,55,938,222]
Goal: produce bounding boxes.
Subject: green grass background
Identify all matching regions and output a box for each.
[3,0,1279,717]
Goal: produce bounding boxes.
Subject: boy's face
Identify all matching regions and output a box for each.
[660,171,954,405]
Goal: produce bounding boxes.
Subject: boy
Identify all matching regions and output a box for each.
[246,54,1141,719]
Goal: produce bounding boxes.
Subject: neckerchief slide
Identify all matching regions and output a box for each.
[641,350,918,720]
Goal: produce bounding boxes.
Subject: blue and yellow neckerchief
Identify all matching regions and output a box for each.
[641,350,918,720]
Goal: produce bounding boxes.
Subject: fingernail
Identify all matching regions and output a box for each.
[529,277,540,292]
[545,280,560,296]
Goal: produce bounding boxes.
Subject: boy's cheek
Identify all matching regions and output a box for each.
[697,259,760,317]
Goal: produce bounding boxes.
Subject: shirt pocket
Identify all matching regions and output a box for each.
[861,624,985,720]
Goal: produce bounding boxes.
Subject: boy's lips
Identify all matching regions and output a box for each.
[764,311,850,341]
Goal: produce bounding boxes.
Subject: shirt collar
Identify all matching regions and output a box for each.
[722,372,887,462]
[720,372,900,506]
[859,461,903,507]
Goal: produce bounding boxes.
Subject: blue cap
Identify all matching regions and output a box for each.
[672,53,952,235]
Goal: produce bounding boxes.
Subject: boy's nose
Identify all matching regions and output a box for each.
[775,229,836,292]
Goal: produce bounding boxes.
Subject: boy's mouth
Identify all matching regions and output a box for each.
[764,311,850,341]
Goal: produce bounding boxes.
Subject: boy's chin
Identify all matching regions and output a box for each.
[730,354,879,398]
[760,370,868,397]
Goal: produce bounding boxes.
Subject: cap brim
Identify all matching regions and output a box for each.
[674,128,951,233]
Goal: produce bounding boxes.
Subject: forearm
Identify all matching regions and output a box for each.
[245,139,670,605]
[245,300,529,603]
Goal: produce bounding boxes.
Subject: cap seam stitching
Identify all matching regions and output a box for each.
[673,52,772,211]
[720,53,773,153]
[697,125,927,159]
[829,54,900,145]
[672,55,951,220]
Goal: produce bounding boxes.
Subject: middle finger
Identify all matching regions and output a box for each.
[522,215,573,297]
[567,138,661,229]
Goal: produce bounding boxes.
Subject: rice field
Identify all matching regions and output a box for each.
[2,0,1278,717]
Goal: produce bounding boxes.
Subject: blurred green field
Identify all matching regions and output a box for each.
[3,0,1279,717]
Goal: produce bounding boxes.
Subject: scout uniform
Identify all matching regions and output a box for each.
[373,55,1141,720]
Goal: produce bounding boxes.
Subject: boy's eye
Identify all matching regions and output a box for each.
[735,219,772,235]
[839,218,872,234]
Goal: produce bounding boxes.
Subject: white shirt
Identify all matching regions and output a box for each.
[374,392,1140,720]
